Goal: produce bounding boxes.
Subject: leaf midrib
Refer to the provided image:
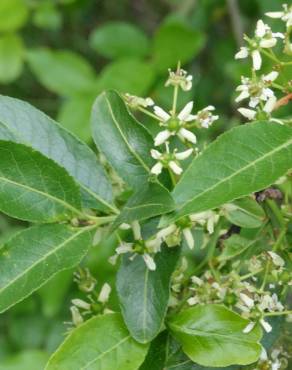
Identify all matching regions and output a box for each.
[0,174,81,217]
[170,323,258,344]
[175,136,292,213]
[0,227,88,295]
[81,336,130,369]
[104,94,151,173]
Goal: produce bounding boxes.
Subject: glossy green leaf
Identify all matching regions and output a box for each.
[112,183,175,230]
[45,313,148,370]
[164,122,292,225]
[153,20,205,72]
[0,224,92,313]
[0,34,24,84]
[0,141,81,222]
[91,90,154,190]
[117,245,180,343]
[0,0,28,32]
[27,48,98,97]
[168,305,262,367]
[218,235,257,261]
[98,59,155,96]
[139,331,168,370]
[90,22,149,59]
[0,95,114,212]
[224,197,266,228]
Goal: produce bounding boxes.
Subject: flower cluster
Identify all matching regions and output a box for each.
[234,6,292,122]
[69,268,112,328]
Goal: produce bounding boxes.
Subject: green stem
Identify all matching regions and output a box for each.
[172,85,179,116]
[240,268,264,281]
[138,107,161,122]
[264,310,292,317]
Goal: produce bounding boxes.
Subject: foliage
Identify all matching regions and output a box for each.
[0,1,292,370]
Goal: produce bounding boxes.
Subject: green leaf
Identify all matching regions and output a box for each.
[168,304,262,367]
[117,245,180,343]
[0,0,28,32]
[0,224,92,313]
[223,197,266,228]
[58,96,95,142]
[90,22,149,59]
[218,234,257,261]
[152,20,205,72]
[91,90,155,190]
[27,48,98,97]
[45,313,148,370]
[98,59,155,96]
[163,122,292,225]
[139,331,168,370]
[0,141,82,222]
[0,350,49,370]
[0,95,114,212]
[0,34,24,84]
[33,1,62,30]
[112,183,175,230]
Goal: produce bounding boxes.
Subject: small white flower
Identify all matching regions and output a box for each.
[189,210,219,234]
[153,102,197,146]
[235,47,249,59]
[193,105,219,128]
[255,20,284,48]
[70,306,84,326]
[165,68,193,91]
[260,318,272,333]
[125,93,154,109]
[98,283,111,303]
[157,224,177,239]
[266,4,292,28]
[116,242,133,254]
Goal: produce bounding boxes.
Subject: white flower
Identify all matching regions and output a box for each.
[150,148,192,176]
[193,105,219,128]
[153,102,197,146]
[189,210,219,234]
[235,20,284,70]
[165,68,193,91]
[260,318,272,333]
[157,224,177,239]
[266,4,292,28]
[70,306,84,326]
[255,20,284,48]
[125,93,154,109]
[191,276,204,286]
[235,73,278,108]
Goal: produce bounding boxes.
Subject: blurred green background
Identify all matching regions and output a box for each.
[0,0,289,368]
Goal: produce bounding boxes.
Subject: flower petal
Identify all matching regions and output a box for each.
[179,128,197,144]
[150,161,163,175]
[238,108,256,120]
[175,148,193,160]
[251,50,262,70]
[183,228,195,249]
[235,47,249,59]
[154,106,170,121]
[169,160,183,175]
[98,283,111,303]
[143,254,156,270]
[255,19,266,38]
[178,101,194,121]
[154,129,172,146]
